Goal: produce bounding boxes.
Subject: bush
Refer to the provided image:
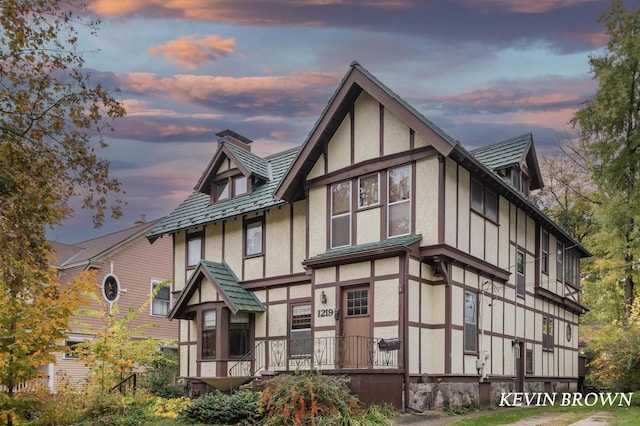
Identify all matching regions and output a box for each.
[149,396,192,420]
[259,371,364,425]
[139,350,184,398]
[179,390,262,424]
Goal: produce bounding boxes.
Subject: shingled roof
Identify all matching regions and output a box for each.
[148,146,300,241]
[168,260,265,319]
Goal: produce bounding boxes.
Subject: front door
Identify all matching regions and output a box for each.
[340,286,371,368]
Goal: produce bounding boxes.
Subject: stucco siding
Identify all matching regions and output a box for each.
[354,93,380,162]
[308,187,326,258]
[382,106,409,156]
[356,208,380,245]
[327,113,351,173]
[415,157,439,246]
[266,207,291,277]
[374,279,399,323]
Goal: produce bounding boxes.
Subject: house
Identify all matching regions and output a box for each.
[49,217,176,391]
[147,62,589,410]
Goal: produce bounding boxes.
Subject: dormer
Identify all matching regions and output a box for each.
[470,133,543,197]
[194,130,270,204]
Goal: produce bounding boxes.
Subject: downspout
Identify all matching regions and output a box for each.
[402,253,410,412]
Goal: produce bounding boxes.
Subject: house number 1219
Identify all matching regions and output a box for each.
[317,308,334,317]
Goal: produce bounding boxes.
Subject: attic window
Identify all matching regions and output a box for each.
[212,174,249,203]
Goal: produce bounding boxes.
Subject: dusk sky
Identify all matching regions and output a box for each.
[46,0,624,243]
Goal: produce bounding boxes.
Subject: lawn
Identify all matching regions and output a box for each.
[447,403,640,425]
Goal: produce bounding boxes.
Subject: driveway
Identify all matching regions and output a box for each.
[392,409,615,425]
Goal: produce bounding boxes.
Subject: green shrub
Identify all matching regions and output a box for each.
[259,371,363,425]
[178,390,261,424]
[139,349,184,399]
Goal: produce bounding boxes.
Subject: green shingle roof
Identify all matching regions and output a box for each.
[148,146,300,240]
[199,260,265,314]
[306,234,423,262]
[470,133,532,171]
[224,142,270,181]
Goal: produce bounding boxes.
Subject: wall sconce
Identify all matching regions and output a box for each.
[320,291,327,304]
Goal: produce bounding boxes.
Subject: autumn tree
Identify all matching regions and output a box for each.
[571,0,640,324]
[0,0,125,423]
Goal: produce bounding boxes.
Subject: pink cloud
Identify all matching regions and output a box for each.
[148,35,236,69]
[114,70,341,112]
[87,0,410,22]
[462,0,599,14]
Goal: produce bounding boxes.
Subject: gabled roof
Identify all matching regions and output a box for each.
[147,146,300,241]
[470,133,543,190]
[194,141,269,194]
[275,61,459,202]
[51,218,164,269]
[168,260,265,320]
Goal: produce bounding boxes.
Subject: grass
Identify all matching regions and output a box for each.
[447,403,640,425]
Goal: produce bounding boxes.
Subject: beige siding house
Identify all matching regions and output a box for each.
[50,218,176,391]
[148,63,588,410]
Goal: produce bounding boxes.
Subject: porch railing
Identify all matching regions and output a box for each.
[228,335,398,386]
[110,373,137,395]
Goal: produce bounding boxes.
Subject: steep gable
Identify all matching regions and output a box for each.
[275,61,459,202]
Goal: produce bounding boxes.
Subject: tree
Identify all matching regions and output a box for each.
[571,0,640,324]
[0,0,125,424]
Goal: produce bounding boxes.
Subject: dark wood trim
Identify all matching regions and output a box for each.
[241,273,309,290]
[379,104,384,157]
[438,156,446,245]
[290,204,295,274]
[420,244,511,282]
[409,128,415,150]
[305,146,438,191]
[535,287,588,315]
[350,102,355,166]
[304,245,415,269]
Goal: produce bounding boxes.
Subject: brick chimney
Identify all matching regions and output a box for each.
[216,129,253,151]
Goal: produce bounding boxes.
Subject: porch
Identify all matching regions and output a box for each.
[199,335,400,393]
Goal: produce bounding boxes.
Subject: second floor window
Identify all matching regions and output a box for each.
[187,233,202,268]
[331,181,351,248]
[516,248,525,296]
[541,230,549,274]
[388,165,411,237]
[245,218,264,256]
[557,241,564,282]
[471,177,498,222]
[151,280,171,316]
[358,173,379,208]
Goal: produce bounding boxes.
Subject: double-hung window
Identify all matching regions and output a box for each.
[202,310,216,358]
[516,248,525,296]
[388,165,411,237]
[187,233,202,268]
[331,181,351,248]
[245,217,264,256]
[471,177,498,222]
[464,291,478,353]
[290,304,312,356]
[557,241,564,282]
[151,280,171,316]
[213,174,249,202]
[541,230,549,274]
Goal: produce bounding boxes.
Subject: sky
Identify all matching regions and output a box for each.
[46,0,624,244]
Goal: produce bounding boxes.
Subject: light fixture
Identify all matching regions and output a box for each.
[320,290,327,304]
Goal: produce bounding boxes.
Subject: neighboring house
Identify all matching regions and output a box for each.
[49,217,176,391]
[147,62,589,410]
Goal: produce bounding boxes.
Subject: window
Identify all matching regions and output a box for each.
[291,304,312,356]
[213,174,250,202]
[346,289,368,316]
[541,230,549,274]
[470,177,498,222]
[557,241,564,282]
[516,249,525,296]
[331,181,351,248]
[388,165,411,237]
[543,316,554,351]
[233,175,248,196]
[245,218,264,256]
[202,310,216,358]
[358,173,379,208]
[566,249,580,289]
[215,180,229,201]
[464,291,478,353]
[63,340,82,359]
[229,312,250,357]
[526,349,533,374]
[566,323,572,342]
[187,233,202,267]
[151,280,171,316]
